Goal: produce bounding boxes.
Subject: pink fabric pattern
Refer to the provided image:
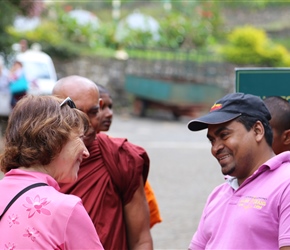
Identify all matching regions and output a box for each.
[0,170,104,249]
[23,195,51,218]
[4,242,15,250]
[23,227,40,241]
[8,214,19,227]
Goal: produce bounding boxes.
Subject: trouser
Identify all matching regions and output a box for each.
[11,91,26,108]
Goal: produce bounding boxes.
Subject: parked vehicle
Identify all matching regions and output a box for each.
[125,74,225,119]
[0,49,57,117]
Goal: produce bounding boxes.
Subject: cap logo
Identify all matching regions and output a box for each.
[210,103,222,112]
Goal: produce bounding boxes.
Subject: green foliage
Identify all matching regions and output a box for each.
[157,2,223,49]
[190,2,223,48]
[5,1,289,67]
[158,12,190,49]
[220,0,290,8]
[6,4,98,59]
[94,22,118,49]
[55,7,98,47]
[5,1,224,58]
[7,20,80,59]
[221,25,290,66]
[116,24,159,48]
[121,30,158,48]
[0,0,45,58]
[0,1,20,57]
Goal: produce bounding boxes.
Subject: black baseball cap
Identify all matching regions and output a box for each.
[187,92,271,131]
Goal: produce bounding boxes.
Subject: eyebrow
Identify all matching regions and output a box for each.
[78,105,99,114]
[207,126,231,139]
[88,106,99,111]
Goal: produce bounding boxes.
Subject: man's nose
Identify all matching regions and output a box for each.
[211,139,224,156]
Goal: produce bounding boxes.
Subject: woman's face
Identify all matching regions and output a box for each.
[51,129,89,183]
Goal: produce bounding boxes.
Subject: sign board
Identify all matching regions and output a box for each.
[235,68,290,101]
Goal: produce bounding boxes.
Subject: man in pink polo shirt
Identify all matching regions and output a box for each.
[187,92,290,249]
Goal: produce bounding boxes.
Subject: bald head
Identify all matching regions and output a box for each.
[53,75,98,98]
[53,75,102,146]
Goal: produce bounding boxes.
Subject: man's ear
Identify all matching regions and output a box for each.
[253,121,264,142]
[99,98,103,109]
[283,129,290,145]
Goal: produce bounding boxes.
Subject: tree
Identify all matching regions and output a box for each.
[0,0,44,57]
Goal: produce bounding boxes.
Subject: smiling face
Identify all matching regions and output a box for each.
[207,120,258,183]
[97,93,113,133]
[51,129,89,183]
[72,89,101,146]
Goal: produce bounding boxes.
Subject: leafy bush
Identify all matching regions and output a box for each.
[6,4,98,59]
[95,22,118,49]
[157,2,223,49]
[158,12,190,49]
[7,21,81,59]
[221,25,290,66]
[0,1,21,57]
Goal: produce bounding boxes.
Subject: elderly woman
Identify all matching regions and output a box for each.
[0,95,103,249]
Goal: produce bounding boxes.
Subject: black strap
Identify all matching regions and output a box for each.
[0,182,48,220]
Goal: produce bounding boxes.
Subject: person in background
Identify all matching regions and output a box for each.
[8,60,27,108]
[53,75,153,250]
[0,95,103,249]
[263,96,290,154]
[0,56,9,92]
[187,92,290,249]
[19,39,28,53]
[95,84,113,133]
[96,83,162,228]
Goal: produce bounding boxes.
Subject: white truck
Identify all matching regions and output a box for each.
[0,48,57,117]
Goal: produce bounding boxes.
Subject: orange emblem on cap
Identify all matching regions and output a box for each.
[210,103,222,112]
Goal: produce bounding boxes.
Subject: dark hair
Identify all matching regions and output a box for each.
[235,115,273,146]
[96,83,110,96]
[0,95,89,173]
[264,96,290,135]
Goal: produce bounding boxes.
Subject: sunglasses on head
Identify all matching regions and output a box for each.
[59,97,76,109]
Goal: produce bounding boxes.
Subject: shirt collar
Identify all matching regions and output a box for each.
[225,151,290,190]
[5,169,60,191]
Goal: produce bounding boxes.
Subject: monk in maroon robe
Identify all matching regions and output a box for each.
[53,75,153,250]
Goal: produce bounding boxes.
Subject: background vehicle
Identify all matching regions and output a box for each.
[125,74,225,119]
[0,48,57,117]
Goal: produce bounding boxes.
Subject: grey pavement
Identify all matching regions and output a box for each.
[0,112,224,249]
[108,113,224,249]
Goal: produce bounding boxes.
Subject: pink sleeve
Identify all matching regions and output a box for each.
[65,201,104,250]
[279,183,290,247]
[189,231,206,250]
[188,193,214,249]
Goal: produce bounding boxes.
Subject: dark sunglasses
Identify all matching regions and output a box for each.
[59,97,76,109]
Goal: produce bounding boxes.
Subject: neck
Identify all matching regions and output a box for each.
[19,165,51,176]
[237,146,275,186]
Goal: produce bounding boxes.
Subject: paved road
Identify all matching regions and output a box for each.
[0,112,224,249]
[108,113,224,249]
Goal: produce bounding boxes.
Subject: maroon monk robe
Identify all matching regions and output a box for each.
[60,133,149,250]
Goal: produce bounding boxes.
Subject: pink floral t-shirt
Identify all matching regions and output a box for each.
[0,169,103,250]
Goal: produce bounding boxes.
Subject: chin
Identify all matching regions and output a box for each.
[222,167,236,176]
